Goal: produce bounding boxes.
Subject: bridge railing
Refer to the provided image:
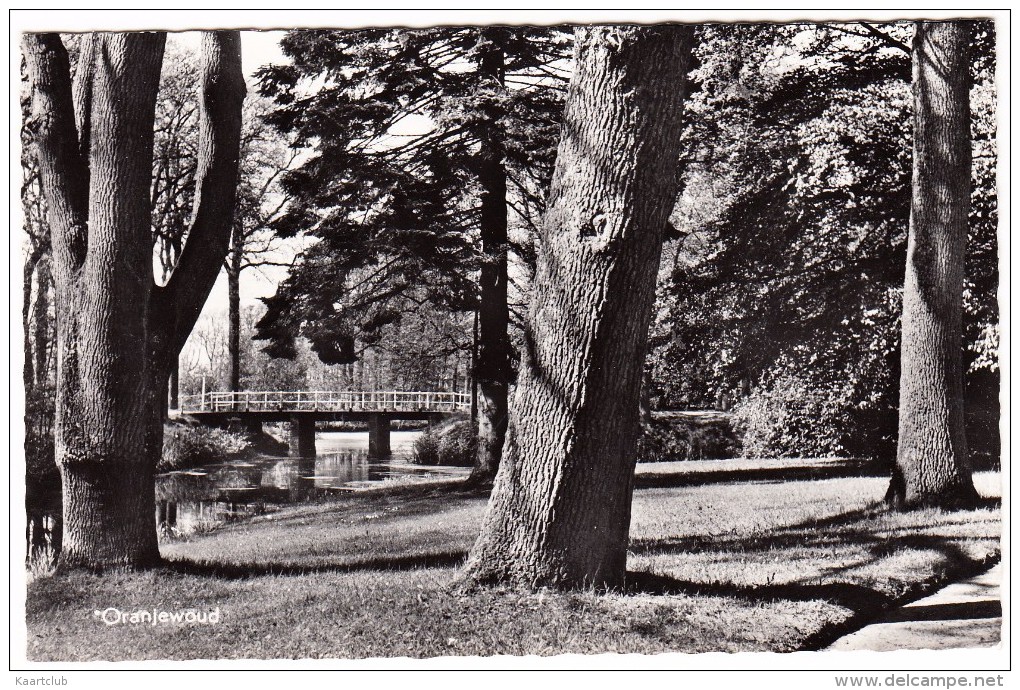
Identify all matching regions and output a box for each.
[179,391,471,414]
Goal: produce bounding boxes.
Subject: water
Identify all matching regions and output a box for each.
[26,430,471,557]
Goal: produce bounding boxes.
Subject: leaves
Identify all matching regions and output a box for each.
[651,21,997,459]
[253,27,570,365]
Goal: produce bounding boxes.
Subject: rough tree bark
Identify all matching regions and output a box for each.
[24,31,244,569]
[887,21,979,510]
[462,25,694,589]
[470,29,511,485]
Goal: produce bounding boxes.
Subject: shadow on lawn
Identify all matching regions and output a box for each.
[164,549,469,580]
[628,499,1001,650]
[633,457,888,490]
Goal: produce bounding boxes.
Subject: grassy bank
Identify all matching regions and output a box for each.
[26,459,1000,660]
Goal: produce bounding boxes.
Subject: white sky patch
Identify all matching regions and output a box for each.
[167,30,289,82]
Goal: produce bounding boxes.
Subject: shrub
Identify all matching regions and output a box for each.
[160,423,251,472]
[436,421,477,467]
[411,421,476,467]
[731,373,852,459]
[411,430,441,466]
[25,385,58,495]
[26,432,58,492]
[636,414,738,462]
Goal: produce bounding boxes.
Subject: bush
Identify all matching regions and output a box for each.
[636,414,738,462]
[731,373,852,459]
[25,432,58,492]
[160,423,251,472]
[411,430,441,466]
[411,420,476,467]
[436,421,477,467]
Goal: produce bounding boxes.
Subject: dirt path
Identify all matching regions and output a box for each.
[827,563,1002,651]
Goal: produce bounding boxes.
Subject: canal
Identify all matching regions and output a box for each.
[26,430,471,560]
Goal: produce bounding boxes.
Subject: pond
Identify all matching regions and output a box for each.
[26,430,471,559]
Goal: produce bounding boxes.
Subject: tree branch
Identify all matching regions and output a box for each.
[860,23,911,54]
[22,33,89,273]
[154,30,246,365]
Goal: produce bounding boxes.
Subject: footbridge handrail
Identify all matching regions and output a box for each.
[179,390,471,414]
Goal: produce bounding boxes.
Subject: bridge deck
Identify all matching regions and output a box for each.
[179,390,471,417]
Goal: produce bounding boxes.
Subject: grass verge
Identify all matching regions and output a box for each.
[26,459,1000,660]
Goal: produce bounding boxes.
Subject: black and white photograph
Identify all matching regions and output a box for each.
[11,8,1008,681]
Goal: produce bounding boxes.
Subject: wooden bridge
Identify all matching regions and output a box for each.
[179,390,471,456]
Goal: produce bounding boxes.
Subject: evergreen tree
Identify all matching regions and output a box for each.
[255,27,570,479]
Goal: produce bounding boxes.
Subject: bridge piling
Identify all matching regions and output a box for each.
[368,415,391,456]
[289,415,317,458]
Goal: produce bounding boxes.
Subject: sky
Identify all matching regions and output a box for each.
[168,30,288,82]
[165,31,292,320]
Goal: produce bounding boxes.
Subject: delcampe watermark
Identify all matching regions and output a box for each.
[93,607,221,626]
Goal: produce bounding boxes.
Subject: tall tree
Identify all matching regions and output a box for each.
[256,27,568,477]
[649,22,996,464]
[887,21,979,508]
[226,96,296,393]
[463,25,694,590]
[23,31,244,568]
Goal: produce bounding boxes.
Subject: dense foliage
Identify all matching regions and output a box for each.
[159,423,252,473]
[650,22,998,461]
[412,419,477,467]
[254,27,569,364]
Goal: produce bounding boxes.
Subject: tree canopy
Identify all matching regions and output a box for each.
[649,21,997,460]
[253,27,570,365]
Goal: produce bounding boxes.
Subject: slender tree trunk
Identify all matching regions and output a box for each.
[463,26,694,589]
[470,309,479,430]
[888,21,979,509]
[228,223,242,393]
[22,249,41,389]
[470,30,511,485]
[25,31,244,569]
[33,257,52,387]
[169,359,180,410]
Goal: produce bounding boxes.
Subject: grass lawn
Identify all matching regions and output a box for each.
[25,459,1001,661]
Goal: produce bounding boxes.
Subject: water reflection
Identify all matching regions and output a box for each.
[155,431,469,535]
[27,431,471,555]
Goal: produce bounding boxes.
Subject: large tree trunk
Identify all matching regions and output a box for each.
[24,31,244,569]
[888,21,979,509]
[470,30,511,485]
[33,32,167,568]
[228,223,243,393]
[463,26,694,589]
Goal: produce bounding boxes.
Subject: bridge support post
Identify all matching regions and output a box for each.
[368,415,391,456]
[289,416,316,458]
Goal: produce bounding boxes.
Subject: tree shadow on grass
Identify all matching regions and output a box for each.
[255,487,487,531]
[633,457,889,490]
[626,500,1001,650]
[630,495,1001,558]
[163,549,470,580]
[883,599,1001,624]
